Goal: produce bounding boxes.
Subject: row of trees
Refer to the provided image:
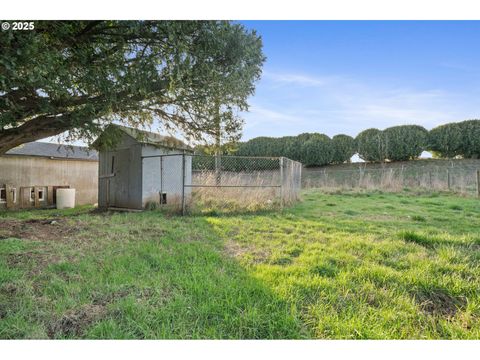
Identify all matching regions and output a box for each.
[235,132,356,166]
[234,120,480,166]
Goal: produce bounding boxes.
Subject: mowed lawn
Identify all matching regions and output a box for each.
[0,190,479,339]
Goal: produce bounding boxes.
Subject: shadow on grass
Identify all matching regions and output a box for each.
[0,213,308,339]
[398,230,479,250]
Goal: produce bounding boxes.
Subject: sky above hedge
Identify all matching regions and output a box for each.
[240,21,480,141]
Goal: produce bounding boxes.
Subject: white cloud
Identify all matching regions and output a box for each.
[262,71,336,88]
[242,70,480,140]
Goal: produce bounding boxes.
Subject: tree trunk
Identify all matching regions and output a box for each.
[0,114,82,155]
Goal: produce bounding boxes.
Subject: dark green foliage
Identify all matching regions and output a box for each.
[236,120,479,165]
[428,120,480,159]
[0,21,265,154]
[457,120,480,159]
[236,137,282,157]
[398,231,434,248]
[428,122,464,158]
[299,133,333,167]
[236,133,331,166]
[331,134,355,164]
[236,136,296,160]
[355,128,387,162]
[384,125,428,161]
[192,155,279,172]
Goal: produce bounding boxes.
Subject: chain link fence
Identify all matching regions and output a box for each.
[144,154,302,214]
[303,165,480,196]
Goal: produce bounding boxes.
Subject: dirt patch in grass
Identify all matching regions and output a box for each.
[224,240,270,263]
[6,251,63,272]
[412,288,467,318]
[1,218,102,276]
[47,304,108,338]
[0,218,87,242]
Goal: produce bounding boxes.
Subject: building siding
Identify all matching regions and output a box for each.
[98,135,143,209]
[0,155,98,209]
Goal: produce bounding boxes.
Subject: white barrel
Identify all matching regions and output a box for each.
[56,188,76,209]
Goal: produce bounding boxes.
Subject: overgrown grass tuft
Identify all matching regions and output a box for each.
[398,231,435,248]
[411,215,427,222]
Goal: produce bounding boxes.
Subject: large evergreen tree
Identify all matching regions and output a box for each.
[0,21,265,154]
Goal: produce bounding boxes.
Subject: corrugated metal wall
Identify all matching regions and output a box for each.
[0,155,98,209]
[98,134,143,210]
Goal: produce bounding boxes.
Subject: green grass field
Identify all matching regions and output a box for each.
[1,190,479,339]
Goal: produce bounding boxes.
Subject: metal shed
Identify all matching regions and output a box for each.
[93,125,193,210]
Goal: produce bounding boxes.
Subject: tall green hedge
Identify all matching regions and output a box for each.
[460,120,480,158]
[298,133,333,167]
[236,133,332,166]
[355,128,386,162]
[222,119,480,165]
[428,122,464,158]
[429,120,480,159]
[384,125,428,161]
[331,134,356,164]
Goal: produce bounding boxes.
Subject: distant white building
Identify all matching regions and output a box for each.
[93,125,193,210]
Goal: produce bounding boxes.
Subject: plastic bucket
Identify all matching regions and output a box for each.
[56,188,76,209]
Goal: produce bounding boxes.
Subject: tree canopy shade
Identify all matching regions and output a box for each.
[0,21,265,154]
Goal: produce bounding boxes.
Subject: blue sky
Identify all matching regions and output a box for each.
[239,21,480,140]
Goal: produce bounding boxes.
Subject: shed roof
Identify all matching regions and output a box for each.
[93,124,193,152]
[5,142,98,161]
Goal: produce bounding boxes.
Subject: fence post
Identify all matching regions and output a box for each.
[159,156,163,205]
[401,165,405,188]
[447,169,451,190]
[297,162,302,198]
[181,153,186,215]
[429,171,432,188]
[476,170,480,198]
[215,153,221,186]
[280,157,284,208]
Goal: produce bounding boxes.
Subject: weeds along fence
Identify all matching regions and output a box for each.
[143,154,302,214]
[303,165,480,196]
